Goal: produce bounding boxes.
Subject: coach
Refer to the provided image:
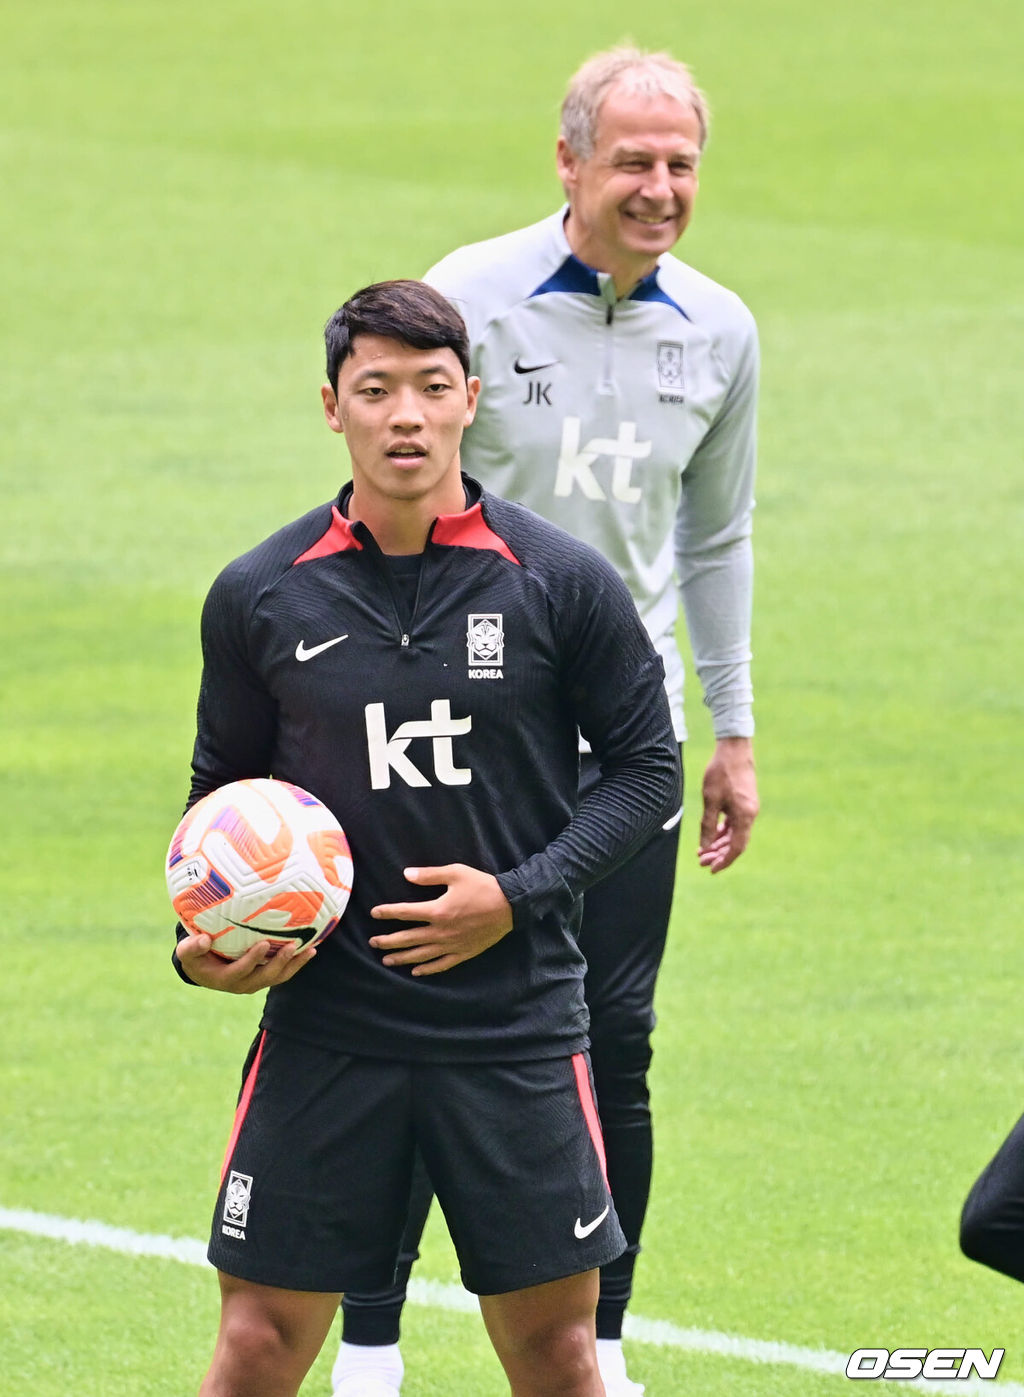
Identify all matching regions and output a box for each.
[334,47,760,1397]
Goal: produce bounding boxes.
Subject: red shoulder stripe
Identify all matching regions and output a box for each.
[292,506,363,564]
[431,502,521,564]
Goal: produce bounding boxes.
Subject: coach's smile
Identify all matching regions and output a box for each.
[624,208,679,226]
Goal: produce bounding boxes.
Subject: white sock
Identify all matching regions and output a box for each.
[596,1338,628,1380]
[332,1340,404,1383]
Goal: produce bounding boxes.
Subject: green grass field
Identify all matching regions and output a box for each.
[2,1,1023,1392]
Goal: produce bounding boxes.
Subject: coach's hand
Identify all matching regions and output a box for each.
[369,865,514,976]
[174,932,317,993]
[698,736,759,874]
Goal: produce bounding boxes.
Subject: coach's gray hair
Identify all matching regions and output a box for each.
[560,47,710,157]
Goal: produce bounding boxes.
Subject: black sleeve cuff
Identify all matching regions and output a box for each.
[172,924,198,985]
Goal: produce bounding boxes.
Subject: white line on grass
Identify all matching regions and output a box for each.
[1,1205,1019,1395]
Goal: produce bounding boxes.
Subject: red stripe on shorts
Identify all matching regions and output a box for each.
[219,1031,266,1185]
[572,1052,609,1187]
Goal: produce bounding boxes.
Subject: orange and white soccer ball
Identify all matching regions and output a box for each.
[165,778,353,959]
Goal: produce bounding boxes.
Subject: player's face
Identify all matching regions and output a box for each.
[322,336,480,509]
[558,86,702,286]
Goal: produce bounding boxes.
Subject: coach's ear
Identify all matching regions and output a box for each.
[321,383,344,435]
[555,135,579,196]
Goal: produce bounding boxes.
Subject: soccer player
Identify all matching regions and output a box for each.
[961,1114,1024,1282]
[333,48,759,1397]
[173,279,681,1397]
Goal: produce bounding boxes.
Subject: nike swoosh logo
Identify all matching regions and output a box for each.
[295,635,349,662]
[573,1204,610,1240]
[513,357,558,374]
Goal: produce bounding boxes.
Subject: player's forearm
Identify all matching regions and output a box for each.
[679,535,754,738]
[187,734,272,809]
[496,732,681,926]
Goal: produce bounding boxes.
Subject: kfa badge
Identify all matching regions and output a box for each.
[656,341,685,401]
[221,1170,253,1239]
[467,613,504,679]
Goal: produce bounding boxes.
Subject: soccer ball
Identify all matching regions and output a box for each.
[165,778,353,959]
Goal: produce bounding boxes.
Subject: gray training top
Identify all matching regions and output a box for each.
[426,208,758,741]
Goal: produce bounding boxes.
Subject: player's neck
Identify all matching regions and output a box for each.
[562,213,658,299]
[348,472,466,556]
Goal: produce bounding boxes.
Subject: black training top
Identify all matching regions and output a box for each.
[178,477,680,1062]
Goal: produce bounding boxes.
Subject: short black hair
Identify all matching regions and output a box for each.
[324,280,471,390]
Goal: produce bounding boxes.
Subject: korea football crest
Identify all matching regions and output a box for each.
[221,1170,253,1240]
[467,613,503,679]
[657,342,685,403]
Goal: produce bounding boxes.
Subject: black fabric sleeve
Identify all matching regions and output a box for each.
[171,923,198,983]
[495,554,680,927]
[188,561,278,804]
[171,561,279,979]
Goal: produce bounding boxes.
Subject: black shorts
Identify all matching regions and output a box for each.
[208,1031,626,1296]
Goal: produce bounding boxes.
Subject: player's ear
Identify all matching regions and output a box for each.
[321,383,344,435]
[463,375,481,428]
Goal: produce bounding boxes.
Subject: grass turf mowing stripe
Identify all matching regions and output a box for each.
[1,1205,1017,1394]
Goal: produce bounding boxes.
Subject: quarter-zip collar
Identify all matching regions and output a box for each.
[528,208,690,322]
[336,477,478,545]
[332,477,520,647]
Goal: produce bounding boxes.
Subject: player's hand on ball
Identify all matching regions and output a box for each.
[369,865,514,976]
[174,932,317,993]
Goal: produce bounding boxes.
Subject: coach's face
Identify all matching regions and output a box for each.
[322,335,480,510]
[558,85,702,290]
